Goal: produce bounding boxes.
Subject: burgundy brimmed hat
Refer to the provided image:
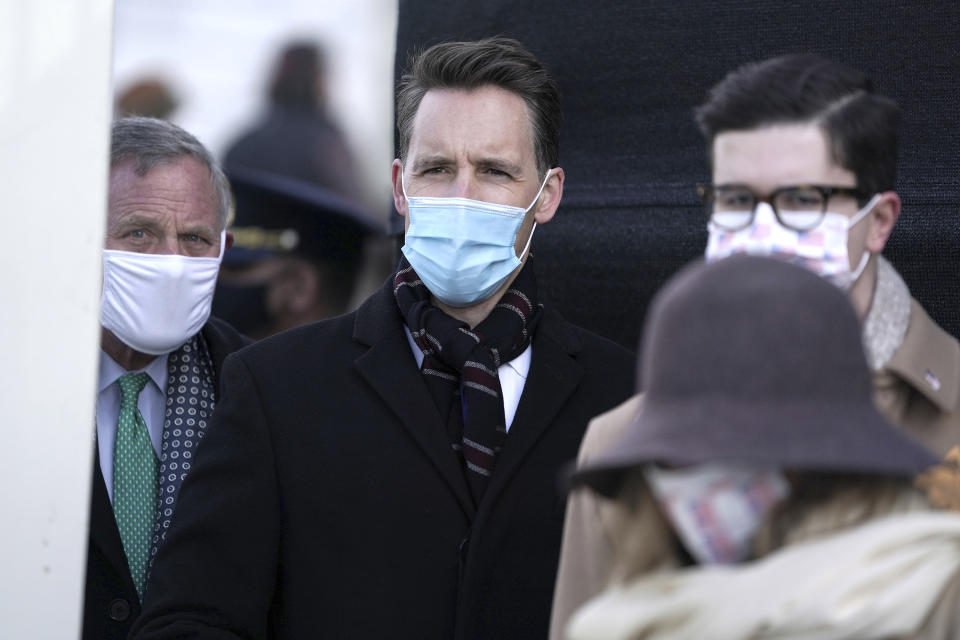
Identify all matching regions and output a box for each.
[574,255,937,497]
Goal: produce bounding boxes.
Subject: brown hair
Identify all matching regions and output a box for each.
[607,469,928,583]
[753,472,929,555]
[395,36,561,178]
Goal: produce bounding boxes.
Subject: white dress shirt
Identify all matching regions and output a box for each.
[95,350,169,502]
[404,326,531,432]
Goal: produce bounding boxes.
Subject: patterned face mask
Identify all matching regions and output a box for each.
[705,194,881,290]
[644,463,790,565]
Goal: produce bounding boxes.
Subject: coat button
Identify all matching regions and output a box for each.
[108,598,130,622]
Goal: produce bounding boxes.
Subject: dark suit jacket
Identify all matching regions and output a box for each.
[83,317,250,640]
[132,278,635,639]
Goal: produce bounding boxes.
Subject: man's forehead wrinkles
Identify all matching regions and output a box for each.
[410,154,453,170]
[474,156,523,173]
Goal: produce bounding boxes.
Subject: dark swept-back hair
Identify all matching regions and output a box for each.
[695,54,902,195]
[396,36,561,178]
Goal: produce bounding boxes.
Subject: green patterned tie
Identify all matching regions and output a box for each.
[113,372,158,601]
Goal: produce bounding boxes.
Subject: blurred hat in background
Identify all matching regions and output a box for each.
[115,77,180,120]
[225,166,383,264]
[574,255,937,497]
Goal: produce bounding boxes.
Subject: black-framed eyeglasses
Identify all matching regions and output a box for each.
[697,184,871,232]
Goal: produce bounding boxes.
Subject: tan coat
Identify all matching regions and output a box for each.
[874,299,960,456]
[549,298,960,640]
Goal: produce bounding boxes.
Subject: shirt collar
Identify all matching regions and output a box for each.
[98,349,169,395]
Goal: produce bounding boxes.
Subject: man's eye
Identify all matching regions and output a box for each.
[128,229,147,239]
[421,167,447,175]
[485,168,510,177]
[779,191,823,209]
[716,192,752,209]
[184,234,208,244]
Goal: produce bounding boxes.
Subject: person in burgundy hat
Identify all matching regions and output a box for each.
[562,255,960,639]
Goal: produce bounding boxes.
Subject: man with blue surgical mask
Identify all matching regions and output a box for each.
[132,37,634,640]
[84,117,249,640]
[551,54,960,639]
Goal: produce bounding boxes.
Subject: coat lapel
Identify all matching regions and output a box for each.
[480,308,584,512]
[353,280,476,520]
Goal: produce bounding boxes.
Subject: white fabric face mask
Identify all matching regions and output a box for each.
[644,463,790,565]
[101,231,225,355]
[705,194,881,290]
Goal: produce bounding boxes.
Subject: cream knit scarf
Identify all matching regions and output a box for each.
[567,512,960,640]
[862,255,911,371]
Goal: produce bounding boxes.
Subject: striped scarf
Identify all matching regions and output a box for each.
[394,256,542,504]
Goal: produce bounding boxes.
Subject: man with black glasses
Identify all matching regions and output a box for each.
[550,53,960,639]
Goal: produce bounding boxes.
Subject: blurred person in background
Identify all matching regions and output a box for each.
[131,37,634,640]
[84,117,249,640]
[212,167,383,338]
[550,53,960,637]
[115,76,180,120]
[565,255,960,640]
[223,40,365,205]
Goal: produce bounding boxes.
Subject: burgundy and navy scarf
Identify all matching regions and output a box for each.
[394,256,543,504]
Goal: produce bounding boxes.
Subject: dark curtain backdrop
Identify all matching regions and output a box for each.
[393,1,960,352]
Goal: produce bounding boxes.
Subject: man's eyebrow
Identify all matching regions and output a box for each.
[475,157,523,175]
[178,224,218,238]
[109,214,162,231]
[410,155,453,172]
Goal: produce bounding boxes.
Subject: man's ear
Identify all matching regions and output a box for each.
[865,191,901,253]
[533,168,564,225]
[392,159,407,218]
[225,230,235,251]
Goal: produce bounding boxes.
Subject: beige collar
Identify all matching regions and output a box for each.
[862,255,959,412]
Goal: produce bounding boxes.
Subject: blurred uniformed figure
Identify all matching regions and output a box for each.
[213,168,382,338]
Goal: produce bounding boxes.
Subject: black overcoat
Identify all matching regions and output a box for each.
[132,278,635,639]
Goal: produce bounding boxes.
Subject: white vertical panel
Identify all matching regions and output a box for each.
[0,1,114,639]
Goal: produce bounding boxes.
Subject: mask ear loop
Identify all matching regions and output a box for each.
[524,169,554,212]
[517,169,555,259]
[846,193,882,284]
[846,193,882,229]
[216,229,227,261]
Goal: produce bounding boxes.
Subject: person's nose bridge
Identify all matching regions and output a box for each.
[157,229,180,255]
[454,167,477,199]
[750,200,779,224]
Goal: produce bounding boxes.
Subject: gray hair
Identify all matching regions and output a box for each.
[110,116,232,229]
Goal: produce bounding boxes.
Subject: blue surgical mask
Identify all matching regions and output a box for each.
[401,171,551,307]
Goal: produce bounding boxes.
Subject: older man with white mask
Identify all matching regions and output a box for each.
[84,117,249,640]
